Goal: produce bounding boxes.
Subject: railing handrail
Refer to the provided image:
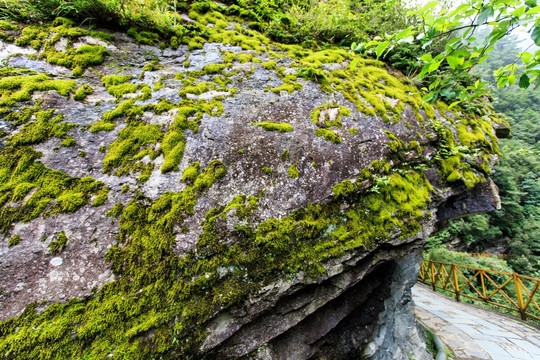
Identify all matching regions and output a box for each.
[418,259,540,321]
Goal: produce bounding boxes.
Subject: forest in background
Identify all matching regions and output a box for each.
[426,31,540,277]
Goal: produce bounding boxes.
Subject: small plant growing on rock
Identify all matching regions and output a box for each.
[49,231,68,254]
[8,234,22,247]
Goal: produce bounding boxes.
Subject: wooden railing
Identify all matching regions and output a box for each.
[418,259,540,321]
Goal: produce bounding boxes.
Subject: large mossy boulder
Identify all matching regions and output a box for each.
[0,7,502,359]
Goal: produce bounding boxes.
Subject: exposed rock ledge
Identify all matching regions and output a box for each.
[0,20,502,359]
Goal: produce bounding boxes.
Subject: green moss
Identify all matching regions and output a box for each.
[261,166,272,174]
[280,149,290,162]
[299,48,350,68]
[262,61,277,70]
[107,83,139,98]
[139,85,152,100]
[143,61,162,72]
[9,110,75,146]
[102,122,162,175]
[0,20,17,31]
[332,179,356,197]
[61,137,76,147]
[447,169,462,182]
[0,148,103,235]
[73,84,94,101]
[52,17,75,26]
[0,16,502,359]
[49,231,68,255]
[44,45,109,77]
[288,163,299,178]
[92,187,110,207]
[127,27,159,45]
[15,25,48,49]
[8,234,22,247]
[188,36,205,50]
[158,99,224,173]
[102,75,134,87]
[92,99,136,130]
[271,80,303,94]
[88,121,117,133]
[160,131,186,173]
[56,192,86,212]
[101,75,138,98]
[0,72,76,107]
[181,162,201,184]
[151,99,174,115]
[253,121,293,133]
[310,104,350,128]
[456,123,488,147]
[212,75,232,88]
[202,63,229,74]
[106,202,124,218]
[315,128,341,144]
[0,149,435,359]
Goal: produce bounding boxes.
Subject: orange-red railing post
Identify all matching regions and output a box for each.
[430,261,436,292]
[513,273,527,320]
[480,271,487,301]
[451,264,460,302]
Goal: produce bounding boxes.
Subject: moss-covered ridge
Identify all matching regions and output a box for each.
[0,10,502,186]
[0,7,504,359]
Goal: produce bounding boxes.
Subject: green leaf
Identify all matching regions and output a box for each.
[365,40,379,48]
[520,51,533,63]
[427,27,436,39]
[448,101,461,109]
[497,75,508,88]
[375,41,389,59]
[423,91,439,104]
[519,74,530,88]
[526,5,540,15]
[449,4,470,17]
[394,26,413,41]
[420,54,433,62]
[478,6,494,24]
[446,56,458,69]
[418,64,431,79]
[511,6,526,17]
[440,87,457,99]
[526,0,537,8]
[422,1,439,12]
[477,55,489,64]
[532,26,540,46]
[428,60,442,72]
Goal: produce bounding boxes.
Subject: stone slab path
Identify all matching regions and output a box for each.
[413,283,540,360]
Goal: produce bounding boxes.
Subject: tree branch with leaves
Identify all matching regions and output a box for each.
[353,0,540,108]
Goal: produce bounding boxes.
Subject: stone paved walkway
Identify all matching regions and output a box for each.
[413,283,540,360]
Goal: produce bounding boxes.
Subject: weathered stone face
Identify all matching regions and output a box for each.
[0,16,502,359]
